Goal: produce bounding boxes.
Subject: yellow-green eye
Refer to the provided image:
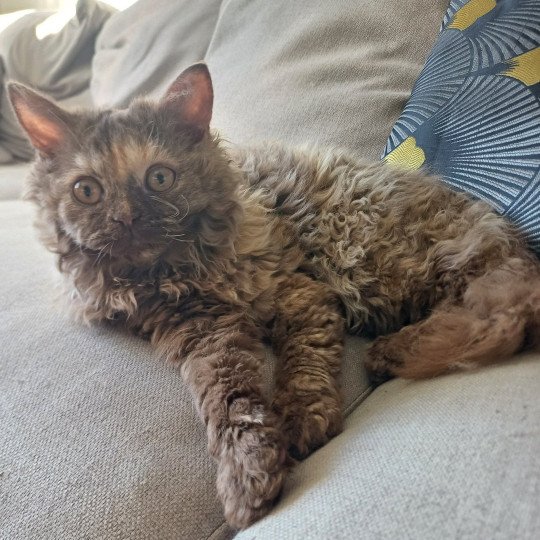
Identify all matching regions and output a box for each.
[73,177,102,205]
[146,165,176,192]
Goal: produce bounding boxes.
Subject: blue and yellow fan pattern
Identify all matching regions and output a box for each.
[383,0,540,254]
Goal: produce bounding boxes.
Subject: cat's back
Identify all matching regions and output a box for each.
[230,142,375,202]
[229,141,484,233]
[230,142,522,333]
[231,141,459,212]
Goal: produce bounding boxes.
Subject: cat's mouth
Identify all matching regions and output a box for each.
[97,238,164,267]
[80,220,181,264]
[85,228,164,263]
[112,231,137,250]
[111,232,161,257]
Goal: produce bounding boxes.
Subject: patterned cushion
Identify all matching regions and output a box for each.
[383,0,540,254]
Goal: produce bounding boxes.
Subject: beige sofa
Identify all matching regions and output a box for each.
[1,1,539,539]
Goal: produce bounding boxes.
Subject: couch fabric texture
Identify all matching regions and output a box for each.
[1,1,539,539]
[90,0,222,109]
[90,0,447,161]
[384,0,540,254]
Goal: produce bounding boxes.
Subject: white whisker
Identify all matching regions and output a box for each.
[150,195,180,218]
[176,194,190,223]
[94,241,112,266]
[164,228,194,243]
[150,194,190,224]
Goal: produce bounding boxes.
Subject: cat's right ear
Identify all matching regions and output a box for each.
[161,63,213,141]
[7,83,73,157]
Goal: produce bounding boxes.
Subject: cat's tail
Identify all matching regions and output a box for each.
[366,257,540,382]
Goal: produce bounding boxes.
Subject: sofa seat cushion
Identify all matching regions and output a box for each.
[236,352,540,539]
[0,162,29,200]
[0,200,227,540]
[0,200,370,539]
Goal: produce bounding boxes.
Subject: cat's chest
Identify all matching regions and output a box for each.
[158,267,277,317]
[71,254,285,328]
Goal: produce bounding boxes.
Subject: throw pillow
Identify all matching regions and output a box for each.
[383,0,540,254]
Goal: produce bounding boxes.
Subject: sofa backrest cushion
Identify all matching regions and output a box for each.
[91,0,222,108]
[206,0,448,159]
[91,0,448,161]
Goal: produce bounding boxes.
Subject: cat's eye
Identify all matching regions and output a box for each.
[72,177,103,205]
[146,165,176,192]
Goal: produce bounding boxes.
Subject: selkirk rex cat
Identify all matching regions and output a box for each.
[9,64,540,529]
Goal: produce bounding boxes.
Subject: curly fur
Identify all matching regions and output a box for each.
[9,65,540,529]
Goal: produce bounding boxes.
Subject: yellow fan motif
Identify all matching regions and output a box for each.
[384,137,426,170]
[503,48,540,86]
[448,0,496,30]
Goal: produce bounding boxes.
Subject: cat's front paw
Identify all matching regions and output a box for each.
[216,420,287,529]
[275,394,343,460]
[365,336,402,386]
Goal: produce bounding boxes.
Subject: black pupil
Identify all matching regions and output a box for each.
[83,185,92,198]
[156,172,165,184]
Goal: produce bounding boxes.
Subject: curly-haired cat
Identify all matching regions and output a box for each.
[8,64,540,529]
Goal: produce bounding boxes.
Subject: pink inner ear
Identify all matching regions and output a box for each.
[181,72,212,129]
[165,66,213,131]
[16,101,64,154]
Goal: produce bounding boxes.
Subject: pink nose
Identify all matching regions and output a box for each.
[112,212,140,227]
[112,213,133,226]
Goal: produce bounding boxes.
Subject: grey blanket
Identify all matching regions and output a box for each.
[0,0,112,163]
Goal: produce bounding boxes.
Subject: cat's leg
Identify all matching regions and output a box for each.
[271,273,346,459]
[152,312,286,529]
[366,257,540,383]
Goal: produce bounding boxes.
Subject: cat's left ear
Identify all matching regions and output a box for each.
[162,63,213,140]
[7,83,74,158]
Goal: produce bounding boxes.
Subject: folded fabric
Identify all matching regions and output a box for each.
[383,0,540,254]
[0,0,113,162]
[91,0,222,108]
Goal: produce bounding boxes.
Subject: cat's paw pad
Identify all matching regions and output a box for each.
[277,397,343,460]
[217,423,287,530]
[365,336,402,386]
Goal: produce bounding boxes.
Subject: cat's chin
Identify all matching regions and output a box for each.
[107,235,164,264]
[84,238,164,268]
[114,245,163,267]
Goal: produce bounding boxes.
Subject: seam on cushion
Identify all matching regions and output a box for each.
[344,386,373,417]
[206,520,232,540]
[203,388,373,540]
[202,0,228,62]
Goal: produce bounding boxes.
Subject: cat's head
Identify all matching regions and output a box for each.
[8,64,240,269]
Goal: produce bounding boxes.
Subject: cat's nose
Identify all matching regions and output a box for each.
[112,211,140,227]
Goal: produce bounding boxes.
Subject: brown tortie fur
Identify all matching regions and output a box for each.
[9,64,540,529]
